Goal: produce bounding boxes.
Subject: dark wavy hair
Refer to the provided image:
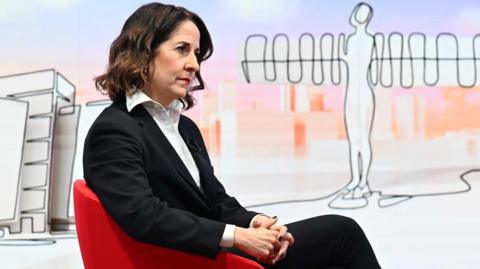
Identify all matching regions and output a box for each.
[95,2,213,109]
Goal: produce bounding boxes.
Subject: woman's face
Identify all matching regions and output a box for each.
[144,20,200,106]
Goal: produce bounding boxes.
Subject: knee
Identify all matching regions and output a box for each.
[321,214,362,233]
[299,215,365,236]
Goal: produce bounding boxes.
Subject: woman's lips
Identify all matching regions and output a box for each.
[177,78,191,86]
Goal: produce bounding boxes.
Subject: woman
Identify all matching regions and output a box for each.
[83,3,381,268]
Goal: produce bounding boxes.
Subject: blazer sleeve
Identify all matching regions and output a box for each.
[182,116,260,227]
[83,111,226,259]
[213,174,260,227]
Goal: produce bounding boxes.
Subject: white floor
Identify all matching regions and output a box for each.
[0,238,82,269]
[1,168,479,269]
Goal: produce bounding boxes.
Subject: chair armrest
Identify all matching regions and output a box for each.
[215,252,264,269]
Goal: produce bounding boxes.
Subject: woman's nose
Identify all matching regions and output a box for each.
[185,53,199,72]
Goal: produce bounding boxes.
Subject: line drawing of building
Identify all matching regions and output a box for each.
[241,2,480,209]
[0,69,112,243]
[0,69,81,242]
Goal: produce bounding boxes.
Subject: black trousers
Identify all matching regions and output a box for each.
[225,214,381,269]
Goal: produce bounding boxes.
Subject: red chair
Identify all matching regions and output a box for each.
[73,180,263,269]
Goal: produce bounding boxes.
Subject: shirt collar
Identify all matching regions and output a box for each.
[126,89,183,113]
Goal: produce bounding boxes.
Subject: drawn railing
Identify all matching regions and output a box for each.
[241,33,480,88]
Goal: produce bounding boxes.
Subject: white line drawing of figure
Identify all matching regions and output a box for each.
[340,3,375,201]
[241,2,480,209]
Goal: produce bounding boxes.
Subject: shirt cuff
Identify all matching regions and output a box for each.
[219,224,236,248]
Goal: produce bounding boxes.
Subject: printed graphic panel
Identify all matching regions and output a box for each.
[0,98,28,223]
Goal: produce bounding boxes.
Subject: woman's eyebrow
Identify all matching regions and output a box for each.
[176,40,199,50]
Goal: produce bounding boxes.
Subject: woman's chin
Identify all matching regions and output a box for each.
[175,91,187,99]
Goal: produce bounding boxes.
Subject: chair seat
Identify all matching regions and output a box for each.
[73,180,263,269]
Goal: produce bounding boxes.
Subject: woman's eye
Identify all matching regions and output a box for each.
[176,46,188,53]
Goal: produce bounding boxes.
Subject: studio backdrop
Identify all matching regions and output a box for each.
[0,1,479,268]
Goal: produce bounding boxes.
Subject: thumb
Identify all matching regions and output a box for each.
[265,216,278,229]
[252,219,262,228]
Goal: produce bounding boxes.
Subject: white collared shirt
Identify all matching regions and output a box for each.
[126,90,235,247]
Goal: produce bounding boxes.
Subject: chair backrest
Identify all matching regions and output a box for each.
[73,180,263,269]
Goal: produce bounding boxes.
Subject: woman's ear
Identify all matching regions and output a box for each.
[143,62,152,83]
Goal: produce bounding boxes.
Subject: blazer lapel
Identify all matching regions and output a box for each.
[178,123,218,208]
[128,105,211,205]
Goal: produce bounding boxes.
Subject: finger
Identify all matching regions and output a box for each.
[268,228,280,238]
[259,248,271,260]
[275,226,288,240]
[270,224,285,235]
[271,224,288,233]
[266,243,275,257]
[265,249,282,266]
[272,241,289,264]
[282,232,293,244]
[284,232,294,245]
[278,249,287,262]
[271,232,281,245]
[269,225,287,241]
[272,238,282,250]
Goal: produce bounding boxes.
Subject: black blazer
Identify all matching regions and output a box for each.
[83,96,258,259]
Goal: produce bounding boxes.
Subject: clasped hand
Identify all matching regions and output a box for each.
[234,216,294,265]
